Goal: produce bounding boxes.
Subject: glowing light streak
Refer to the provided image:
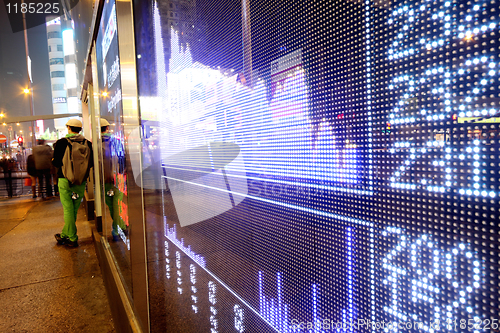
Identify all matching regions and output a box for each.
[162,175,373,227]
[162,165,373,196]
[344,227,354,333]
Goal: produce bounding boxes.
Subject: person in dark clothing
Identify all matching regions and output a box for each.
[1,156,16,198]
[26,154,39,198]
[52,119,93,248]
[51,164,59,196]
[33,139,53,198]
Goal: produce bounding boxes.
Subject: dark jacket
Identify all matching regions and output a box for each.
[27,154,38,176]
[33,144,53,170]
[52,135,94,179]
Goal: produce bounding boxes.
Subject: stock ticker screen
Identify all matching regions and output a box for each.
[132,0,500,331]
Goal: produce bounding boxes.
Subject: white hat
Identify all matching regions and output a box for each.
[101,118,110,127]
[66,118,82,127]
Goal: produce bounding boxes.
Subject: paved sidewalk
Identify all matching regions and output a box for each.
[0,196,115,332]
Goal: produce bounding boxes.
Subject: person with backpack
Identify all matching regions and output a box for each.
[101,118,126,241]
[52,119,93,247]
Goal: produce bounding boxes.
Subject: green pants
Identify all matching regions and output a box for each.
[59,178,86,242]
[104,182,125,236]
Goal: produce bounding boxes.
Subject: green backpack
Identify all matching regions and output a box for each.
[61,135,91,185]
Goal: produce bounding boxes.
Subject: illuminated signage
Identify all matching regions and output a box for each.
[62,29,75,56]
[106,87,122,113]
[101,3,117,62]
[107,55,120,88]
[98,0,121,117]
[36,120,44,134]
[53,97,66,104]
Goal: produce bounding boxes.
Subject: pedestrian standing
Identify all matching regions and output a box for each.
[1,156,16,198]
[26,154,39,198]
[51,163,59,196]
[52,119,93,248]
[33,139,53,199]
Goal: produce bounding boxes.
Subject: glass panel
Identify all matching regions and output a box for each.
[95,0,132,293]
[1,121,61,198]
[134,0,500,331]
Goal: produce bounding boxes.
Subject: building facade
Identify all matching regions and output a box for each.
[46,16,80,132]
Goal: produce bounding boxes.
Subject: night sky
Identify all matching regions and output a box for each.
[0,3,54,135]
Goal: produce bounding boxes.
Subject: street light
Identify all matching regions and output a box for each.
[23,88,30,94]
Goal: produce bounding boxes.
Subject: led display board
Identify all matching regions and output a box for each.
[132,0,500,331]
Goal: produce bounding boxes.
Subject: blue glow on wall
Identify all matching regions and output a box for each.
[134,0,500,331]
